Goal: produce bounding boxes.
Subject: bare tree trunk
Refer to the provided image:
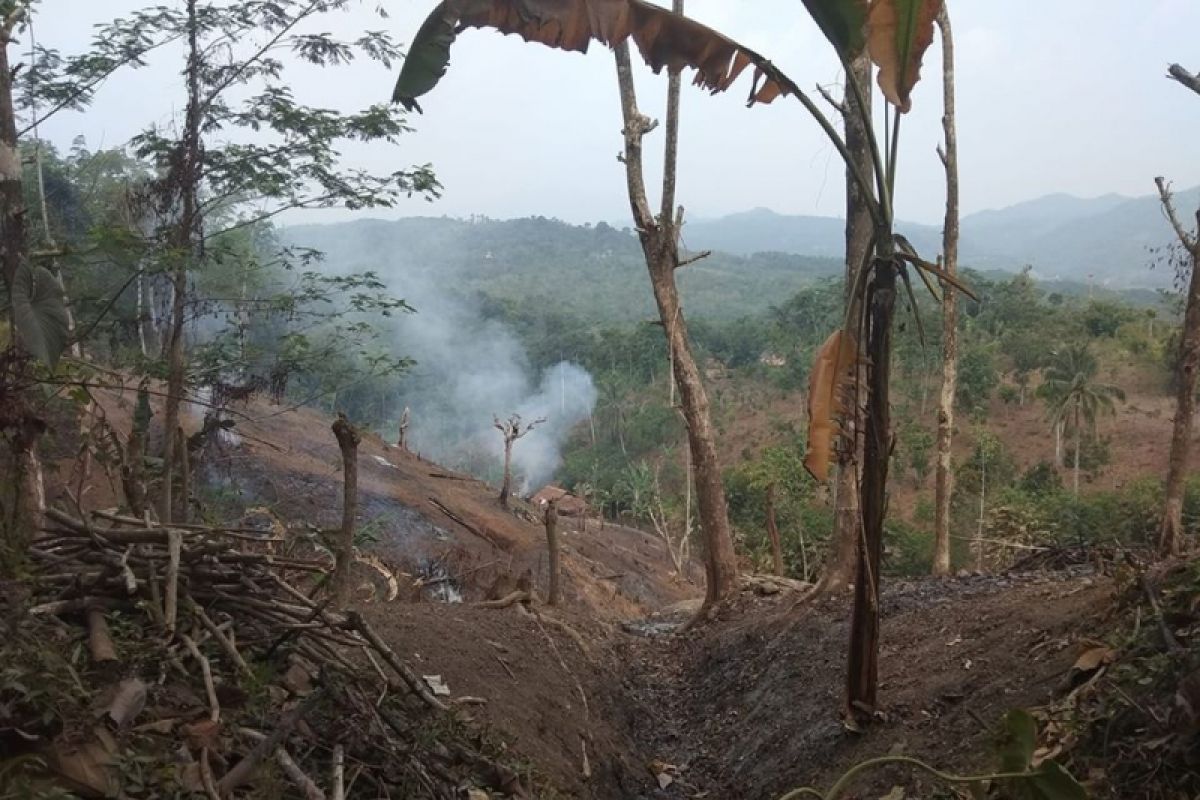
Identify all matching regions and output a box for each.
[1054,420,1063,466]
[397,406,410,450]
[614,31,738,612]
[499,438,514,508]
[1155,176,1200,556]
[976,445,986,571]
[766,482,784,576]
[0,11,46,571]
[544,498,560,606]
[932,6,959,577]
[1072,412,1082,497]
[824,51,873,593]
[136,271,149,358]
[159,0,203,523]
[123,384,150,517]
[176,426,191,523]
[331,414,361,609]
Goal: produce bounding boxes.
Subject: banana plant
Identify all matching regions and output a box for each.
[391,0,969,721]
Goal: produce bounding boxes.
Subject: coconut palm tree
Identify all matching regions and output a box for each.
[1038,344,1125,495]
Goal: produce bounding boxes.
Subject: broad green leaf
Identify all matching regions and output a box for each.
[866,0,942,112]
[1030,760,1088,800]
[392,0,802,112]
[11,261,70,370]
[997,709,1037,775]
[800,0,868,60]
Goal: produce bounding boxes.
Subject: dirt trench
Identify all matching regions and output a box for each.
[360,569,1112,799]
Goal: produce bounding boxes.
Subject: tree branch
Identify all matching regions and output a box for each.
[1167,63,1200,97]
[815,82,846,116]
[614,41,655,232]
[677,250,712,269]
[1155,176,1199,252]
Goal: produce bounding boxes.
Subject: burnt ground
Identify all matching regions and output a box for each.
[47,383,1133,799]
[615,570,1113,799]
[354,570,1115,799]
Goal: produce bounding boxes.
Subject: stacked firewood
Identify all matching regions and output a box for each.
[5,508,526,799]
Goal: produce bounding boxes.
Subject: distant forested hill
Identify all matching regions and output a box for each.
[683,187,1200,289]
[283,216,842,322]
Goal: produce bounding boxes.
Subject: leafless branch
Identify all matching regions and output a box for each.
[677,250,712,269]
[1155,176,1199,252]
[1167,63,1200,97]
[815,82,846,116]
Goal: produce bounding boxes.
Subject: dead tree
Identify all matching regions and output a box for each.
[932,5,960,576]
[766,483,784,576]
[1155,62,1200,556]
[396,406,410,450]
[544,497,561,606]
[613,6,739,614]
[822,51,872,594]
[493,413,543,509]
[1156,171,1200,556]
[330,413,361,608]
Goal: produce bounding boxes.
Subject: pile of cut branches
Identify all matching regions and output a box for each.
[1,508,529,798]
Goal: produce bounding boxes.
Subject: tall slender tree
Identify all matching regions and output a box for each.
[1155,63,1200,555]
[611,0,740,613]
[932,5,959,576]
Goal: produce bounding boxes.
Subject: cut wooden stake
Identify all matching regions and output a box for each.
[165,528,182,634]
[331,744,345,800]
[86,607,118,662]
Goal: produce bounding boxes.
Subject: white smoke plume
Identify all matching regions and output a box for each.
[388,279,597,494]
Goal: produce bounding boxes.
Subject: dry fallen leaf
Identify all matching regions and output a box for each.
[1072,646,1116,673]
[106,677,147,729]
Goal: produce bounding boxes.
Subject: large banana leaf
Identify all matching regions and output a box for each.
[866,0,941,112]
[11,261,70,370]
[800,0,868,61]
[393,0,803,112]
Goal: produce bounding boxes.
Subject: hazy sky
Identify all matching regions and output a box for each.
[33,1,1200,227]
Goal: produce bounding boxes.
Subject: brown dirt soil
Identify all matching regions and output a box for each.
[46,382,1138,799]
[58,382,697,620]
[611,570,1115,799]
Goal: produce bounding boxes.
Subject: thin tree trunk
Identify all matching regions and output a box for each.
[499,439,513,508]
[1073,413,1082,497]
[176,426,191,523]
[159,0,203,523]
[613,34,738,612]
[0,10,45,570]
[136,271,149,358]
[544,498,560,606]
[331,414,361,609]
[976,445,986,571]
[1055,420,1063,466]
[824,51,873,593]
[932,6,959,577]
[1156,179,1200,556]
[766,482,784,576]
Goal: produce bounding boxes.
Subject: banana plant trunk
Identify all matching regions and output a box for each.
[846,250,896,723]
[824,52,873,593]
